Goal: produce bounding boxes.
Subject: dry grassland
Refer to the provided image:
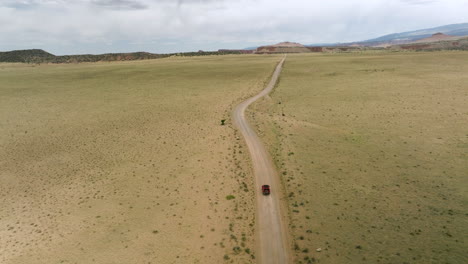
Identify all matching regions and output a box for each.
[249,52,468,264]
[0,55,282,264]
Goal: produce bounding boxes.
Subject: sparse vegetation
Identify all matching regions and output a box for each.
[5,49,465,264]
[0,55,279,264]
[250,51,468,263]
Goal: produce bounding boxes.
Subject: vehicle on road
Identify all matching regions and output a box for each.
[262,185,271,195]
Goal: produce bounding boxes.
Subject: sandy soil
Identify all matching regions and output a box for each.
[0,56,281,264]
[249,52,468,264]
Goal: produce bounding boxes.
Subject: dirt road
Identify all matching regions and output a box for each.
[232,57,289,264]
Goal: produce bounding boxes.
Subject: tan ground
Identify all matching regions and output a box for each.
[249,52,468,263]
[0,55,281,264]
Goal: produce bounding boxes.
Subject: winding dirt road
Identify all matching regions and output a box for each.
[232,57,289,264]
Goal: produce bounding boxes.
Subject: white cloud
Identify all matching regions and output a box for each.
[91,0,149,10]
[0,0,467,54]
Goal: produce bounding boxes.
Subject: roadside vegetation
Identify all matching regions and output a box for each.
[0,55,282,264]
[250,51,468,263]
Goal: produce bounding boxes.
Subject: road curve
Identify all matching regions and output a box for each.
[232,56,289,264]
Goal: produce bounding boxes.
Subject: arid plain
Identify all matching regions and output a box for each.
[0,55,283,264]
[250,52,467,263]
[1,51,467,264]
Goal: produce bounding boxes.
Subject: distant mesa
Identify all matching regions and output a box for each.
[304,23,468,48]
[412,32,460,43]
[219,42,319,54]
[0,49,55,63]
[270,42,306,47]
[3,23,468,64]
[252,41,364,53]
[255,42,323,53]
[1,49,250,64]
[253,41,365,53]
[0,49,169,63]
[256,41,312,53]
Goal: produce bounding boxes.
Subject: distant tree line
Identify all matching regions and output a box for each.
[0,49,249,64]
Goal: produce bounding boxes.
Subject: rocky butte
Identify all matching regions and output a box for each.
[255,42,316,54]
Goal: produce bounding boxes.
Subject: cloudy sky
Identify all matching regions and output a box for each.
[0,0,467,54]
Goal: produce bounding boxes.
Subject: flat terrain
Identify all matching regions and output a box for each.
[249,52,468,263]
[0,55,282,264]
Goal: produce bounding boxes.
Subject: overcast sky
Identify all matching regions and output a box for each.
[0,0,467,54]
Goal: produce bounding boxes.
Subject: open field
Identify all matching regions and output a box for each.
[249,52,468,263]
[0,55,282,264]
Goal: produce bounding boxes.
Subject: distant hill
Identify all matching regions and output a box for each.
[256,42,312,53]
[309,23,468,47]
[363,23,468,43]
[0,49,55,63]
[252,36,468,53]
[390,36,468,51]
[412,33,462,43]
[254,42,367,54]
[4,23,468,63]
[242,23,468,50]
[0,49,249,64]
[0,49,170,63]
